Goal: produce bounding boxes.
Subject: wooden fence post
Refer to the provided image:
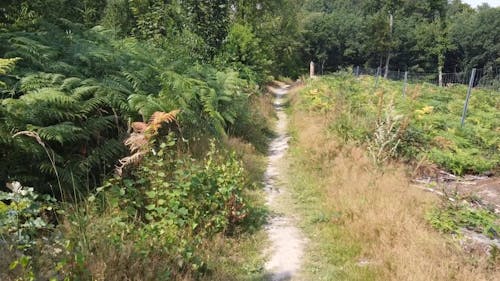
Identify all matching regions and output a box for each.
[402,71,408,97]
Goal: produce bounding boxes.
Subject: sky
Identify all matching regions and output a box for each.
[461,0,500,7]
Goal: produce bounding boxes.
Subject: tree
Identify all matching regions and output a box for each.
[102,0,134,37]
[449,5,500,70]
[216,23,271,83]
[182,0,231,58]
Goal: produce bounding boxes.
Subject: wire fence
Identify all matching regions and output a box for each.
[309,63,499,126]
[353,66,500,91]
[346,66,498,127]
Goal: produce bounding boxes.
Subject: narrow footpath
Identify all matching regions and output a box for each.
[263,84,306,281]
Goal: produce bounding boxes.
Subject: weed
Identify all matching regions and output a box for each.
[427,198,500,239]
[367,100,403,165]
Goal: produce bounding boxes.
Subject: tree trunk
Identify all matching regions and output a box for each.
[384,13,393,79]
[384,53,391,79]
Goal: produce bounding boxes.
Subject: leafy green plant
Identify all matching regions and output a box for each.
[427,201,499,239]
[0,182,60,280]
[0,182,57,249]
[78,137,251,278]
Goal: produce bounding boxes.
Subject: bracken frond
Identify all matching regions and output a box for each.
[116,109,179,176]
[124,132,148,153]
[131,122,148,133]
[115,151,147,177]
[147,109,180,134]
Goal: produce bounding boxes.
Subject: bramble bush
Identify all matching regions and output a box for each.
[86,138,250,279]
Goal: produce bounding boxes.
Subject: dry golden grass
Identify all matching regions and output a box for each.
[256,89,277,121]
[288,103,499,280]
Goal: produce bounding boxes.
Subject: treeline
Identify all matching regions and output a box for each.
[300,0,500,74]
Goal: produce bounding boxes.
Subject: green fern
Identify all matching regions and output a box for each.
[0,21,258,196]
[0,58,20,75]
[5,36,55,69]
[0,57,20,88]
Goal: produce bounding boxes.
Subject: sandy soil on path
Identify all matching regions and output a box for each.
[263,85,306,281]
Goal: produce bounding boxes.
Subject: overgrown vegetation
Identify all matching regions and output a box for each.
[298,72,499,175]
[1,138,266,280]
[1,0,499,279]
[428,199,499,239]
[287,77,499,280]
[0,0,293,279]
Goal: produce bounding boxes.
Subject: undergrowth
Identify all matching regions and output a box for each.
[427,196,500,239]
[298,72,500,175]
[287,76,500,280]
[0,137,268,280]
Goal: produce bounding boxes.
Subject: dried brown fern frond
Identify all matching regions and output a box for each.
[131,122,148,133]
[13,131,46,147]
[116,109,180,176]
[116,133,148,175]
[147,110,180,134]
[124,132,148,153]
[115,151,147,176]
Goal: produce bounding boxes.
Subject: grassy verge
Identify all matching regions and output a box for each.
[285,76,499,280]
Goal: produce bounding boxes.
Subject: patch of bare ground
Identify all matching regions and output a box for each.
[414,174,500,212]
[413,174,500,256]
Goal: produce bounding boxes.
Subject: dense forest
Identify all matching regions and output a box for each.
[301,0,499,74]
[0,0,499,280]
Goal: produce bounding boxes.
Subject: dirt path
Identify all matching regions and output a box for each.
[263,85,305,281]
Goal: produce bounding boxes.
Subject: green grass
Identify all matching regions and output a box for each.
[285,127,377,281]
[201,229,268,281]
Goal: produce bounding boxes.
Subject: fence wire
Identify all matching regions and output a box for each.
[353,66,500,91]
